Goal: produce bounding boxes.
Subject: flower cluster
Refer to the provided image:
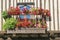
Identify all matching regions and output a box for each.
[7,7,50,17]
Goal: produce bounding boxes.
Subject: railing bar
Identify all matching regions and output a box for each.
[52,0,55,31]
[22,0,24,2]
[1,0,3,30]
[30,0,31,2]
[27,0,29,2]
[49,0,51,31]
[6,0,9,10]
[57,0,59,31]
[13,0,14,7]
[22,0,23,2]
[30,0,31,7]
[9,0,11,7]
[33,0,34,8]
[24,0,26,2]
[44,0,46,9]
[16,0,17,6]
[16,0,19,19]
[33,0,34,7]
[15,0,17,7]
[36,0,38,8]
[40,0,42,8]
[5,0,7,11]
[19,0,20,2]
[13,0,14,18]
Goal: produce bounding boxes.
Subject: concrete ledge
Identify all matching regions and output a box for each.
[7,28,46,34]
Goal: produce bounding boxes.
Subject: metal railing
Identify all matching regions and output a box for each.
[0,0,60,31]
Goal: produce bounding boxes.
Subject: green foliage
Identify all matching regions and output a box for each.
[3,18,17,31]
[2,11,8,20]
[2,11,12,20]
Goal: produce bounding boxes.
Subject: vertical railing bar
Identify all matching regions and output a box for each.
[16,0,19,19]
[24,0,25,2]
[15,0,17,7]
[52,0,55,31]
[27,0,29,2]
[30,0,31,2]
[27,0,28,3]
[13,0,14,7]
[9,0,11,7]
[40,0,42,8]
[33,0,34,8]
[13,0,15,18]
[30,0,33,7]
[44,0,49,31]
[30,0,31,8]
[32,0,34,8]
[26,0,28,2]
[13,0,16,19]
[40,0,41,8]
[57,0,59,31]
[22,0,24,3]
[30,0,31,5]
[6,0,9,10]
[49,0,51,31]
[1,0,3,30]
[36,0,38,8]
[44,0,46,9]
[5,0,7,11]
[16,0,17,6]
[22,0,24,2]
[22,0,23,2]
[35,0,36,8]
[19,0,20,2]
[38,0,39,8]
[33,0,34,7]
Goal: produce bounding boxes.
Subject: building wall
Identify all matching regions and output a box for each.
[0,0,60,31]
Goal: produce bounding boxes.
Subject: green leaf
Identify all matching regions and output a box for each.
[3,18,17,31]
[2,11,8,19]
